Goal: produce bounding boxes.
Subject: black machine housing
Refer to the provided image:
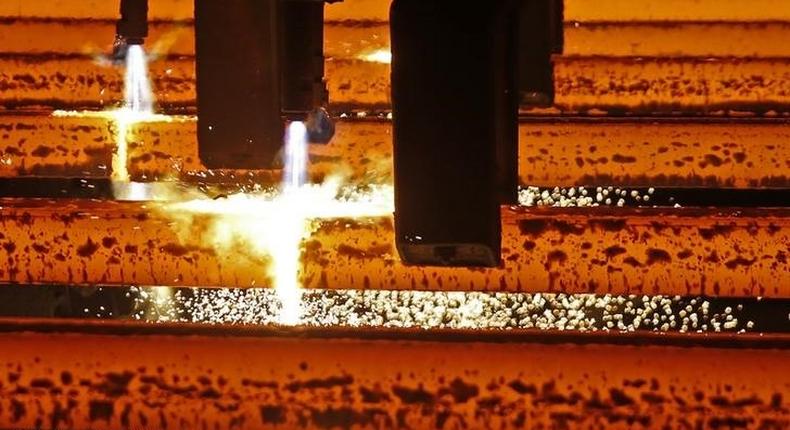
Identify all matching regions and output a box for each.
[194,0,335,169]
[390,0,563,267]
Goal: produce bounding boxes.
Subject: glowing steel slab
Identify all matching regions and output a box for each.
[0,322,787,430]
[0,20,194,56]
[7,19,790,61]
[0,55,194,109]
[0,200,787,297]
[564,0,790,22]
[0,0,388,22]
[0,21,391,63]
[565,22,790,58]
[3,55,790,112]
[0,0,193,21]
[518,119,790,188]
[326,56,790,112]
[5,0,790,23]
[554,56,790,113]
[3,115,789,189]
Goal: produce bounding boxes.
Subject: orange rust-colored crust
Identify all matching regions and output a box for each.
[0,200,787,297]
[0,55,195,109]
[0,20,388,60]
[0,114,115,177]
[3,115,788,189]
[6,19,790,61]
[305,207,790,298]
[518,119,790,188]
[0,0,390,22]
[553,56,790,113]
[564,0,790,22]
[3,54,789,112]
[4,0,790,23]
[565,22,790,58]
[0,321,788,429]
[0,0,193,21]
[326,56,790,112]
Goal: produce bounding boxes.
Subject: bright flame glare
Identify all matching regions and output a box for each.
[284,121,308,190]
[55,45,160,184]
[55,48,396,326]
[159,177,394,325]
[124,45,154,113]
[54,109,172,184]
[359,49,392,64]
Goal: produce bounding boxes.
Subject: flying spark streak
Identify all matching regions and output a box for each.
[158,177,394,325]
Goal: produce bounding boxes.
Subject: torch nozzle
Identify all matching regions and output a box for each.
[114,0,148,60]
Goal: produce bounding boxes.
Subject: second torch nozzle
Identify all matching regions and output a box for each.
[113,0,148,61]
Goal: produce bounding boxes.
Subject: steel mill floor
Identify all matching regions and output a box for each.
[0,1,788,429]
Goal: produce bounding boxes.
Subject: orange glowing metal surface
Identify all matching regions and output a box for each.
[553,56,790,113]
[0,2,787,429]
[565,22,790,58]
[563,0,790,22]
[4,0,790,22]
[0,321,787,429]
[0,199,787,298]
[0,21,392,61]
[3,1,790,112]
[0,56,194,110]
[3,115,788,188]
[519,119,790,188]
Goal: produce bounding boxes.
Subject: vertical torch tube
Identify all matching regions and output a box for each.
[390,0,518,267]
[279,0,328,119]
[117,0,149,44]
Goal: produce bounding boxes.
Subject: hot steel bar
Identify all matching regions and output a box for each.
[0,321,787,429]
[0,20,393,61]
[2,0,790,23]
[0,0,386,22]
[564,22,790,58]
[0,200,787,297]
[3,54,789,112]
[3,114,788,189]
[8,20,790,62]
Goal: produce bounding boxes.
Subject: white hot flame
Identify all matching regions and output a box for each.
[283,121,309,191]
[160,178,394,326]
[124,45,154,114]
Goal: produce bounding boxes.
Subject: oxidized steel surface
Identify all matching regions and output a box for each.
[0,199,787,297]
[518,119,790,188]
[0,0,384,22]
[0,20,390,61]
[8,16,790,65]
[0,322,788,430]
[0,115,394,184]
[3,0,790,23]
[0,0,194,20]
[0,55,194,109]
[0,114,114,177]
[0,20,195,56]
[564,0,790,22]
[565,22,790,58]
[553,56,790,113]
[335,56,790,112]
[3,51,790,112]
[305,208,790,297]
[4,115,789,188]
